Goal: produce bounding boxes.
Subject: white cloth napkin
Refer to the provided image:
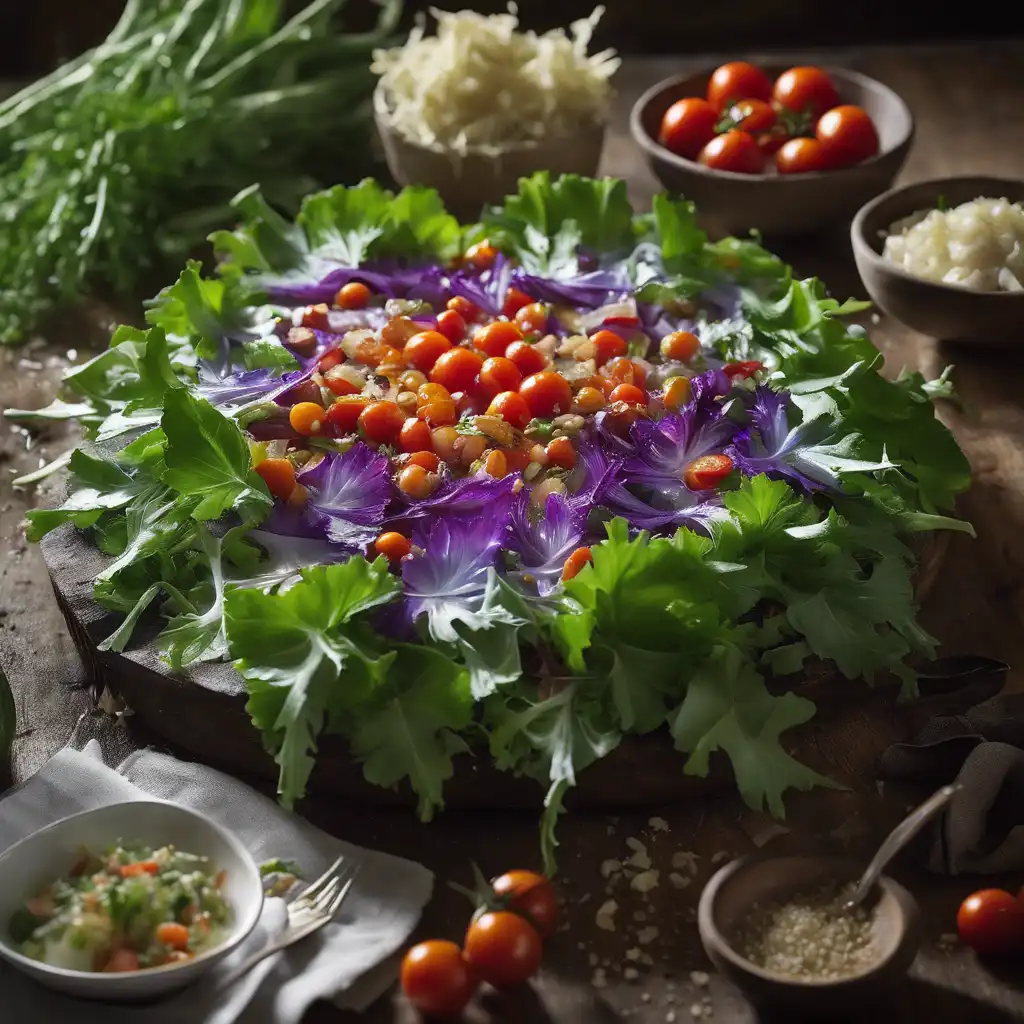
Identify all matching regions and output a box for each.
[0,741,433,1022]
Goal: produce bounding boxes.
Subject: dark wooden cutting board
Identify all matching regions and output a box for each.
[42,521,979,810]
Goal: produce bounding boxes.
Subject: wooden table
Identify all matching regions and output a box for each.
[4,42,1024,1023]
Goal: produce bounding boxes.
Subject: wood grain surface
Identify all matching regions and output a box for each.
[3,41,1024,1023]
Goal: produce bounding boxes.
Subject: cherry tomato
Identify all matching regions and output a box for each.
[590,329,628,367]
[707,61,773,112]
[776,137,829,174]
[431,348,484,393]
[289,401,325,436]
[404,330,451,372]
[436,308,467,344]
[255,458,296,501]
[325,395,370,435]
[464,911,543,989]
[603,356,646,388]
[545,437,576,471]
[474,320,523,359]
[721,98,777,134]
[816,105,880,168]
[663,376,693,410]
[447,295,480,321]
[699,131,764,174]
[505,340,547,377]
[658,97,718,160]
[397,464,438,499]
[400,940,477,1018]
[772,66,839,120]
[358,401,405,445]
[562,547,593,582]
[957,890,1024,956]
[609,382,646,405]
[723,360,765,379]
[335,281,370,310]
[490,871,558,937]
[684,453,734,490]
[520,372,573,418]
[317,347,343,372]
[502,287,532,319]
[418,398,458,428]
[660,330,700,363]
[573,386,606,414]
[380,316,420,350]
[515,302,549,335]
[756,127,790,155]
[406,450,441,472]
[465,241,498,270]
[374,531,411,563]
[323,369,360,397]
[487,391,532,431]
[479,356,523,397]
[483,449,508,477]
[398,417,433,453]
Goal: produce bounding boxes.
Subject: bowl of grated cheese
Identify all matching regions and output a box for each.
[698,855,921,1013]
[852,176,1024,344]
[370,7,618,221]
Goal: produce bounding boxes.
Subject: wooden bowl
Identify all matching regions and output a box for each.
[851,176,1024,344]
[373,87,605,222]
[630,66,914,237]
[698,856,921,1014]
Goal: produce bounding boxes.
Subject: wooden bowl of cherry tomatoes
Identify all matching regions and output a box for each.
[630,61,914,237]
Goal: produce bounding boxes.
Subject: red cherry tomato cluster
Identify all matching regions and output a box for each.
[658,62,880,175]
[957,888,1024,957]
[400,870,558,1018]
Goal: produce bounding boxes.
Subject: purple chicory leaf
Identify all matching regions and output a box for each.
[243,530,353,590]
[263,264,450,307]
[401,514,507,640]
[569,435,622,507]
[262,444,392,549]
[727,386,893,492]
[393,470,517,524]
[506,490,587,595]
[601,475,724,534]
[623,403,738,485]
[196,365,310,407]
[448,252,515,317]
[515,267,632,310]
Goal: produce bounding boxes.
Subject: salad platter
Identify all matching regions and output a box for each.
[22,173,973,868]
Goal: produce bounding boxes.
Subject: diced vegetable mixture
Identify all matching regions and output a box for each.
[10,843,232,973]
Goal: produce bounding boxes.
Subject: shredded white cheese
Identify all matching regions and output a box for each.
[882,196,1024,292]
[371,6,619,153]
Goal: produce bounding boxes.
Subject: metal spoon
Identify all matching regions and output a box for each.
[843,783,961,911]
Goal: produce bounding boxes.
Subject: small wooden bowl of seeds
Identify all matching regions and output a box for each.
[698,856,921,1013]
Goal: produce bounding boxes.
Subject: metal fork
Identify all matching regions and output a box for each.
[217,855,358,988]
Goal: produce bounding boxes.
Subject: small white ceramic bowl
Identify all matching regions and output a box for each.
[0,801,263,1001]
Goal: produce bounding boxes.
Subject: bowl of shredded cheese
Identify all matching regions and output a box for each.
[852,176,1024,343]
[371,7,618,220]
[698,855,920,1013]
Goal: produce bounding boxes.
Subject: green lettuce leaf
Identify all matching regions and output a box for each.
[669,642,838,815]
[226,557,401,807]
[241,338,299,371]
[347,644,472,822]
[159,389,271,523]
[26,450,145,541]
[489,681,620,874]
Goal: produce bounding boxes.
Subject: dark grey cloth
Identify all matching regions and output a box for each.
[878,695,1024,875]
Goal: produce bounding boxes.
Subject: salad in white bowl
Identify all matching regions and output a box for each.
[11,174,972,869]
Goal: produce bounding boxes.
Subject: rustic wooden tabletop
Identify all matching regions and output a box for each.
[3,41,1024,1023]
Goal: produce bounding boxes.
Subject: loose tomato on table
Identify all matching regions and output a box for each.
[658,97,718,160]
[489,870,558,936]
[699,131,764,174]
[816,105,880,167]
[463,911,543,989]
[957,889,1024,956]
[684,454,734,490]
[775,137,829,174]
[706,61,773,111]
[772,66,839,120]
[400,940,477,1018]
